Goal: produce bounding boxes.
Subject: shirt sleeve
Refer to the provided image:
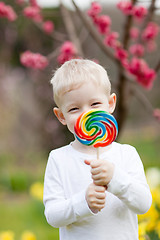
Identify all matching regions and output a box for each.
[43,152,94,228]
[107,145,152,214]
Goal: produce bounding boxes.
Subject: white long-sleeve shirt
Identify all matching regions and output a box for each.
[43,142,152,240]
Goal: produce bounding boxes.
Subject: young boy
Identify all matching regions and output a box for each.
[43,59,152,240]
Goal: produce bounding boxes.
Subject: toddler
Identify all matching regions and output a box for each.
[43,59,152,240]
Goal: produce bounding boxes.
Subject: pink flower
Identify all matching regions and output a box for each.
[0,2,17,21]
[128,57,156,89]
[153,109,160,121]
[132,6,148,21]
[115,47,128,62]
[137,69,156,89]
[29,0,39,7]
[96,15,111,34]
[23,6,42,22]
[43,21,54,34]
[57,53,74,65]
[20,51,49,69]
[146,41,157,52]
[129,44,145,57]
[87,2,102,18]
[58,41,77,65]
[130,27,139,40]
[60,41,77,55]
[142,22,159,41]
[104,32,119,48]
[117,1,133,15]
[122,59,129,69]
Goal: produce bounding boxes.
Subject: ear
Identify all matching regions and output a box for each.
[108,93,116,114]
[53,107,66,125]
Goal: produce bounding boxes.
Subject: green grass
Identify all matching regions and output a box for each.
[119,127,160,169]
[0,194,59,240]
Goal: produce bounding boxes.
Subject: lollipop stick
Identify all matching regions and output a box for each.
[97,147,100,160]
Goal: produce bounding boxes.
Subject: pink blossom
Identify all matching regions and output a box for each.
[117,1,133,15]
[96,15,111,34]
[142,22,159,41]
[130,27,139,40]
[87,2,102,18]
[153,109,160,121]
[129,44,145,57]
[43,21,54,34]
[115,47,128,62]
[58,41,77,65]
[20,51,49,69]
[128,57,156,89]
[29,0,39,7]
[57,53,74,65]
[146,41,157,52]
[23,6,42,22]
[104,32,119,48]
[122,59,129,69]
[0,2,17,21]
[132,6,148,21]
[60,41,77,55]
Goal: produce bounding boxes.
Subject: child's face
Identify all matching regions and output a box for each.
[54,81,116,135]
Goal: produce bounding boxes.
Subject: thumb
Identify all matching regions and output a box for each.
[84,159,92,165]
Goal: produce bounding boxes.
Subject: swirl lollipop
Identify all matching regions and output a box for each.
[74,109,118,157]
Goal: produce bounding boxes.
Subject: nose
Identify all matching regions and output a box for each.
[81,106,92,114]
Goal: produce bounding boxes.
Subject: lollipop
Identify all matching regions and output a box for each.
[74,109,118,150]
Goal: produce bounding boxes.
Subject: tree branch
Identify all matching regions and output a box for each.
[72,0,118,64]
[155,58,160,72]
[60,4,84,57]
[47,47,61,61]
[35,22,66,42]
[137,0,156,44]
[122,0,137,49]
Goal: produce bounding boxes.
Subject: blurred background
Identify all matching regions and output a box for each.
[0,0,160,240]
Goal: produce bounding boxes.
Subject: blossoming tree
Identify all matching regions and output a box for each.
[0,0,160,137]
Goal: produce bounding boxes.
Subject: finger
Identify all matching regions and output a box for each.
[94,179,105,186]
[94,185,106,192]
[90,160,101,168]
[92,173,102,181]
[92,202,105,209]
[91,167,101,175]
[95,192,106,199]
[84,159,92,165]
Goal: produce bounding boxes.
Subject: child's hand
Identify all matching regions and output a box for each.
[85,159,115,186]
[86,183,106,213]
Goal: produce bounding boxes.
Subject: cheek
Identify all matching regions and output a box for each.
[66,116,77,133]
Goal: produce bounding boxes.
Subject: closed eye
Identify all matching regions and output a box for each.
[91,102,101,107]
[68,107,79,112]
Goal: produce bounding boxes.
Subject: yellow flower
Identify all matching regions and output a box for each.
[146,168,160,189]
[30,182,43,201]
[21,231,36,240]
[155,220,160,238]
[138,222,147,236]
[146,219,157,232]
[139,204,159,223]
[139,236,147,240]
[0,231,14,240]
[151,188,160,207]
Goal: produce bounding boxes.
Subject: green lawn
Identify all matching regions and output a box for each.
[0,194,59,240]
[119,127,160,169]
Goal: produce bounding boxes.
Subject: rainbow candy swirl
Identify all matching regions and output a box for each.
[74,109,118,148]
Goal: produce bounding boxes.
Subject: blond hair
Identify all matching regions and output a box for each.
[50,59,111,106]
